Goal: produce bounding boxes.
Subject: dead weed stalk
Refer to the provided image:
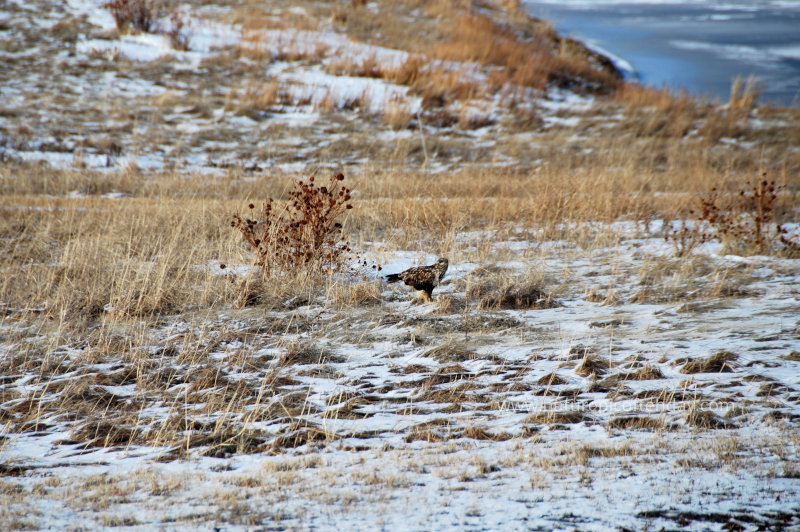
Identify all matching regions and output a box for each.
[232,173,372,280]
[667,175,799,257]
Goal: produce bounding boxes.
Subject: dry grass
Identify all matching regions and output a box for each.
[575,355,613,378]
[237,29,329,64]
[383,97,413,130]
[2,149,796,325]
[729,75,762,111]
[680,352,738,374]
[0,191,240,324]
[232,80,286,114]
[431,12,619,92]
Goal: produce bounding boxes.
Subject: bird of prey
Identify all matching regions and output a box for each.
[385,258,449,302]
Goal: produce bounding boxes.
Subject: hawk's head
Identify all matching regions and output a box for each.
[435,257,449,279]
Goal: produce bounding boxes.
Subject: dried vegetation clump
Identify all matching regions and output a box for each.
[463,268,559,310]
[477,282,559,310]
[231,173,367,280]
[686,408,736,429]
[431,12,619,93]
[104,0,160,34]
[575,355,613,377]
[667,175,800,257]
[680,351,738,374]
[103,0,189,50]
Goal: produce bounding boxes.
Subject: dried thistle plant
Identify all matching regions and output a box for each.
[667,174,799,257]
[104,0,160,34]
[232,173,374,279]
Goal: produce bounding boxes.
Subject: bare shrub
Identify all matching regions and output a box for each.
[667,175,799,257]
[664,217,712,257]
[104,0,160,34]
[164,10,189,51]
[231,173,357,279]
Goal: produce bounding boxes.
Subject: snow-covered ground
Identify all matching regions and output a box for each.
[3,223,800,529]
[1,1,799,530]
[1,0,571,174]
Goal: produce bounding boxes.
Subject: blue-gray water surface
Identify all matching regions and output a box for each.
[523,1,800,106]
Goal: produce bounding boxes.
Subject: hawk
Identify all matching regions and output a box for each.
[385,258,449,302]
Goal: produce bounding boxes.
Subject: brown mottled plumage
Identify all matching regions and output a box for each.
[385,258,449,301]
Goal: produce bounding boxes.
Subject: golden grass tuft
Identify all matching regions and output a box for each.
[681,351,738,374]
[383,97,413,130]
[431,12,618,92]
[575,355,612,377]
[729,74,761,111]
[328,279,382,307]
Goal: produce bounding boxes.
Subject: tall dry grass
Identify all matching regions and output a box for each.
[431,12,619,92]
[4,133,795,328]
[729,75,762,111]
[1,190,243,325]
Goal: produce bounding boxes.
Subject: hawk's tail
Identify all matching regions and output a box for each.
[385,273,402,284]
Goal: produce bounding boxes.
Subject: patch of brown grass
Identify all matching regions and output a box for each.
[383,97,413,130]
[535,373,567,386]
[627,364,665,381]
[686,408,736,429]
[729,74,761,111]
[329,279,382,307]
[680,351,738,374]
[607,416,665,431]
[236,30,329,64]
[0,193,240,325]
[477,282,558,310]
[525,409,594,425]
[431,12,618,92]
[232,80,286,114]
[421,344,478,364]
[575,355,612,377]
